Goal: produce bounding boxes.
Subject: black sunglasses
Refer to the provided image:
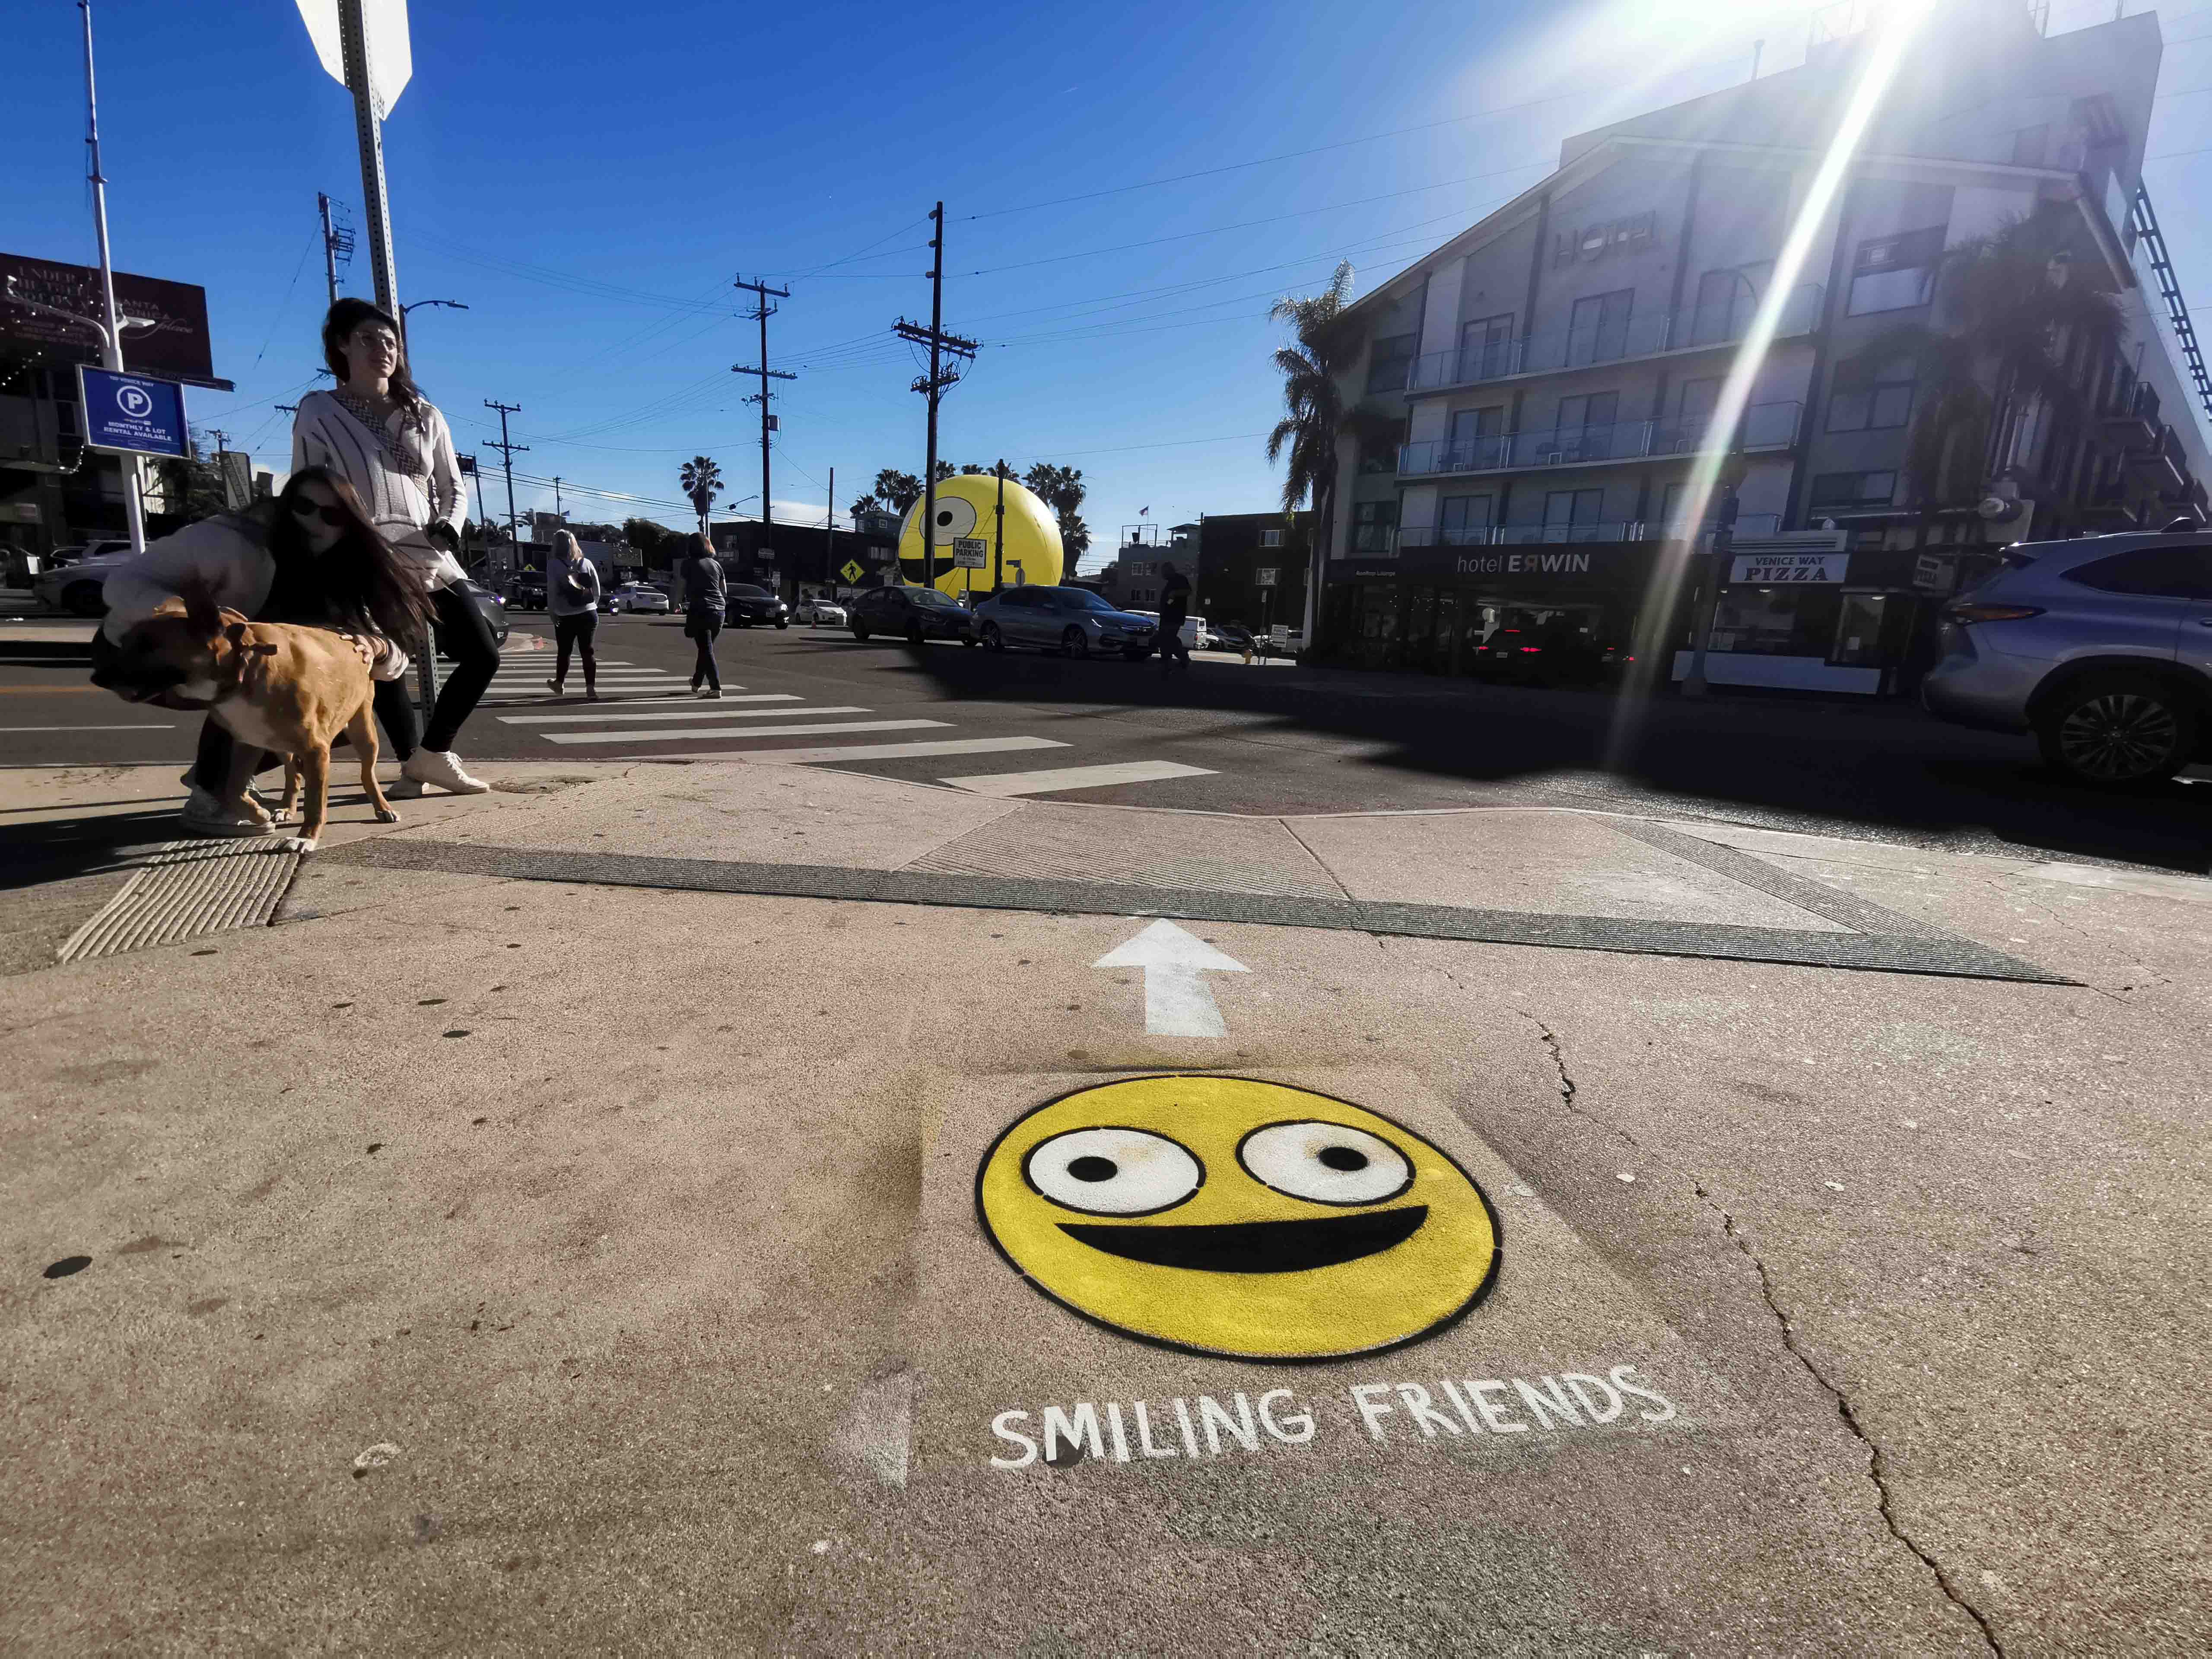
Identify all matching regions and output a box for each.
[290,499,348,527]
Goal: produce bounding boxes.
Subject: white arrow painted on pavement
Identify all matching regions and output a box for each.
[1093,920,1249,1038]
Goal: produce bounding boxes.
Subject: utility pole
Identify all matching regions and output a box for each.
[732,276,794,588]
[891,203,976,590]
[552,475,563,519]
[334,0,400,321]
[994,458,1007,594]
[317,192,353,306]
[483,399,527,563]
[77,1,145,555]
[826,465,835,593]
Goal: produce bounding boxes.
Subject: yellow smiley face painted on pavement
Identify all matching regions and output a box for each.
[976,1075,1500,1361]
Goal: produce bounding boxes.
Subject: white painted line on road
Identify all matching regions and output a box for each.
[0,723,178,732]
[1093,919,1248,1037]
[545,718,948,746]
[605,736,1071,764]
[497,695,804,722]
[506,705,864,726]
[941,760,1217,797]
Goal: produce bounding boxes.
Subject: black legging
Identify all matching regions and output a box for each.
[689,609,722,691]
[421,583,499,752]
[553,608,597,689]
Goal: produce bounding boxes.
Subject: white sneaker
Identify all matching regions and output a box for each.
[385,775,428,800]
[401,749,491,795]
[179,784,277,838]
[696,687,722,700]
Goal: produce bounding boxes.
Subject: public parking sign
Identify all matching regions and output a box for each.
[951,537,989,569]
[77,365,187,458]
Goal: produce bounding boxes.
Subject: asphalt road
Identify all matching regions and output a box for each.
[9,609,2210,872]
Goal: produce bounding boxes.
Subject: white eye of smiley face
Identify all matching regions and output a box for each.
[1236,1121,1413,1206]
[930,496,979,544]
[1023,1126,1204,1216]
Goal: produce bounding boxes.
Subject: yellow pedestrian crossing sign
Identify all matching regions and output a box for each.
[840,559,864,582]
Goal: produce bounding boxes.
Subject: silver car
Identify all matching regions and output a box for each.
[1921,532,2212,786]
[974,585,1157,659]
[35,541,136,616]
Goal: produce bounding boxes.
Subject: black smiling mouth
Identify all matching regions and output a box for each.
[1059,1205,1427,1274]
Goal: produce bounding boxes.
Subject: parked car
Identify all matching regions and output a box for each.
[796,597,848,626]
[507,579,547,610]
[435,579,511,659]
[725,582,791,628]
[1921,532,2212,787]
[1212,623,1258,656]
[606,582,671,615]
[845,583,976,645]
[973,585,1157,659]
[34,541,136,616]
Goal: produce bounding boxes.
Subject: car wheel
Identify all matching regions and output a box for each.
[852,624,870,642]
[775,619,788,629]
[63,582,107,618]
[1062,626,1089,659]
[2036,672,2200,787]
[982,622,1005,652]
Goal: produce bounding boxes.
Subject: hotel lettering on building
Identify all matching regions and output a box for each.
[1320,3,2212,694]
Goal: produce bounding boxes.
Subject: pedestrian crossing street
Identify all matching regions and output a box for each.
[483,659,1217,799]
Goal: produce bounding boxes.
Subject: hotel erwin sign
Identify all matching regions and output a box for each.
[1453,549,1592,578]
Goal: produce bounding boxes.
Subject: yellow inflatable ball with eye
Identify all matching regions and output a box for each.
[897,473,1064,597]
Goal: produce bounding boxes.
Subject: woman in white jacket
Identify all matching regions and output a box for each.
[96,467,432,836]
[292,298,496,795]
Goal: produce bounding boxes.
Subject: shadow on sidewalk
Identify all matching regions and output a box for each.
[825,637,2212,874]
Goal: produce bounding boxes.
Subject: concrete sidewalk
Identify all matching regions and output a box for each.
[2,758,2206,1653]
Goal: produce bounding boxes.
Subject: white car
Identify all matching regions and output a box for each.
[1125,609,1213,652]
[796,597,848,626]
[33,541,137,617]
[607,582,671,614]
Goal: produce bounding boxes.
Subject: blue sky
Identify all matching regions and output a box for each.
[10,0,2212,567]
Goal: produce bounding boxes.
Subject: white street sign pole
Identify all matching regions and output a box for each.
[79,2,145,555]
[1094,920,1250,1039]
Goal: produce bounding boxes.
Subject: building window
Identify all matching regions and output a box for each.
[1446,405,1505,470]
[1554,390,1619,461]
[1353,499,1398,554]
[1689,268,1761,346]
[1827,361,1915,432]
[1260,528,1283,548]
[1540,488,1605,541]
[1808,470,1898,510]
[1439,493,1494,544]
[1367,333,1418,394]
[1846,226,1943,316]
[1458,313,1514,380]
[1566,289,1634,366]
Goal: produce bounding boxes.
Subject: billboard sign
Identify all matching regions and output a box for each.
[77,365,187,458]
[1,254,224,388]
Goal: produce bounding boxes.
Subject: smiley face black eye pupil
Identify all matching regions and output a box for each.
[1068,1155,1118,1182]
[1317,1146,1369,1172]
[936,511,953,525]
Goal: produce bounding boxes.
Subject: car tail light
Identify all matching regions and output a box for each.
[1943,603,2044,624]
[1519,646,1541,653]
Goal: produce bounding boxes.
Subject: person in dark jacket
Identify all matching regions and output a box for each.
[680,532,728,697]
[1157,561,1193,674]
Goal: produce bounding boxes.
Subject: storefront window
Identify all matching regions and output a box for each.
[1830,593,1890,666]
[1707,588,1843,656]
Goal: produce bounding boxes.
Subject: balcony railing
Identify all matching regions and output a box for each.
[1404,284,1824,393]
[1395,511,1783,550]
[1398,400,1801,477]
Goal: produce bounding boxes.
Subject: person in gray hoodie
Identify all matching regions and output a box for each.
[680,531,728,698]
[544,530,603,699]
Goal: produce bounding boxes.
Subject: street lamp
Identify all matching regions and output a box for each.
[401,298,468,316]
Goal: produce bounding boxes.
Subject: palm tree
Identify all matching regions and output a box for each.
[1266,262,1397,648]
[1854,213,2123,543]
[678,455,723,532]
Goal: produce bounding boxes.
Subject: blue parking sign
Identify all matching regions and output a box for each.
[77,364,187,458]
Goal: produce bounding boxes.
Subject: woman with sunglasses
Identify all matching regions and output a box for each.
[98,467,433,836]
[291,298,496,795]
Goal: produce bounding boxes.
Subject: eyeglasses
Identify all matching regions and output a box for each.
[290,500,348,527]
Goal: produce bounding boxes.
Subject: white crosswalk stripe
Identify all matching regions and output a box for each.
[941,760,1217,796]
[544,718,949,746]
[496,695,802,722]
[607,736,1071,764]
[509,705,867,726]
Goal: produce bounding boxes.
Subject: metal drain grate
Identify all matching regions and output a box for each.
[57,839,303,963]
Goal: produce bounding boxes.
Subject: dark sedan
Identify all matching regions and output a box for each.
[845,583,976,645]
[725,582,791,628]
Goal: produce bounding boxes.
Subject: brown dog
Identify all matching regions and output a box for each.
[93,587,398,852]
